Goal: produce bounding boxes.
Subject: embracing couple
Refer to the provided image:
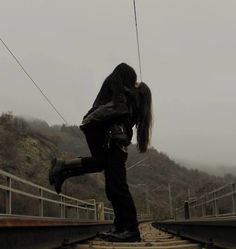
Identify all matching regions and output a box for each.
[49,63,152,242]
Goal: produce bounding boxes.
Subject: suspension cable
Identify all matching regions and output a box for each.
[133,0,143,82]
[0,38,68,125]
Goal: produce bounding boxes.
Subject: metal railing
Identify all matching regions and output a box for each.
[0,169,114,221]
[104,207,114,220]
[137,213,153,220]
[175,182,236,220]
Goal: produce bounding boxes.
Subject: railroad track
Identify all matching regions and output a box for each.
[154,218,236,249]
[76,223,202,249]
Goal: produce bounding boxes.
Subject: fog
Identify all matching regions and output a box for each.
[1,0,236,167]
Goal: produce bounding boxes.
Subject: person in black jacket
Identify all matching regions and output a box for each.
[49,63,152,242]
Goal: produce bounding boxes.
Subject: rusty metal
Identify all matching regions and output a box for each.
[0,216,112,228]
[154,217,236,248]
[0,217,113,249]
[76,222,202,249]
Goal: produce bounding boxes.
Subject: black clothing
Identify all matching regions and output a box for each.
[92,77,113,108]
[80,88,139,231]
[92,63,137,108]
[80,87,139,147]
[106,229,141,242]
[82,127,138,231]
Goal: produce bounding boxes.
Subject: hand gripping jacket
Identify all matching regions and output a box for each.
[80,91,138,148]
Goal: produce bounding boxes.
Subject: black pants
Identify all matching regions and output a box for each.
[81,127,139,231]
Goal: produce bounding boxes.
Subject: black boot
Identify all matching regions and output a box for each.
[107,229,141,242]
[98,227,124,239]
[49,158,85,194]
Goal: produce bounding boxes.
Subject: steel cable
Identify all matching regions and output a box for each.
[133,0,143,82]
[0,38,68,125]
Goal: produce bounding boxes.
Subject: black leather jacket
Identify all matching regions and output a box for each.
[80,90,139,147]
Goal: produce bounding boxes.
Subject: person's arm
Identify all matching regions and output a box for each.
[80,96,129,130]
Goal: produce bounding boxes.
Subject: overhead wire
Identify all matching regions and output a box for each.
[0,38,68,125]
[127,157,148,171]
[133,0,143,82]
[1,1,144,143]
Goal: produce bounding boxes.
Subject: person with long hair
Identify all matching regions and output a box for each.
[49,63,152,242]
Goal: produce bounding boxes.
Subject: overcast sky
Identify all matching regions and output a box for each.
[1,0,236,167]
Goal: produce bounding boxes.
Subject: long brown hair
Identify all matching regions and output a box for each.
[136,82,152,153]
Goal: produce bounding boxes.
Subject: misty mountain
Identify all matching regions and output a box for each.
[0,112,234,219]
[176,159,236,177]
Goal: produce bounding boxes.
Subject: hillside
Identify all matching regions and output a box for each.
[0,112,233,219]
[177,159,236,177]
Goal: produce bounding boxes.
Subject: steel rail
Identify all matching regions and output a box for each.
[0,217,152,249]
[0,217,113,249]
[153,217,236,249]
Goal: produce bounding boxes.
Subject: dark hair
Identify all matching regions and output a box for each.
[136,82,152,153]
[112,63,137,89]
[93,63,137,107]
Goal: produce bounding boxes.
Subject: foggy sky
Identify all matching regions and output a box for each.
[1,0,236,167]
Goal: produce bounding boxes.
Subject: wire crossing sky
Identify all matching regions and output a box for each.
[133,0,143,82]
[1,0,236,168]
[0,38,68,125]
